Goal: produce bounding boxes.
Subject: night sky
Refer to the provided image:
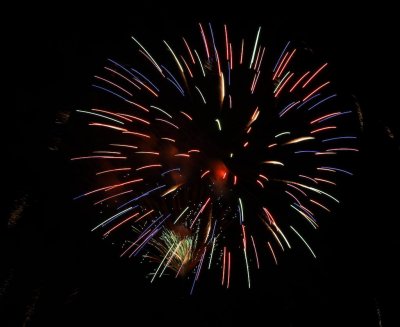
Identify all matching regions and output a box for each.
[3,4,399,326]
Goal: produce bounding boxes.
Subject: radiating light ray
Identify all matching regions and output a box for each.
[289,71,310,92]
[71,155,127,161]
[315,178,336,185]
[130,75,159,97]
[105,179,144,191]
[94,75,133,96]
[194,50,206,77]
[94,190,134,206]
[92,151,121,154]
[275,131,291,138]
[318,166,353,175]
[253,46,262,71]
[256,46,266,72]
[322,136,357,142]
[163,40,184,73]
[289,182,339,203]
[195,86,207,104]
[222,246,226,285]
[91,207,134,232]
[279,101,300,117]
[88,123,127,132]
[162,65,185,95]
[240,39,244,64]
[310,199,331,212]
[161,168,181,176]
[120,230,150,258]
[151,243,175,283]
[190,248,207,295]
[107,58,143,85]
[208,23,220,70]
[274,72,294,97]
[267,241,278,265]
[310,126,336,134]
[104,66,141,90]
[161,137,175,142]
[135,209,155,223]
[190,197,211,228]
[208,237,216,269]
[290,226,317,258]
[284,136,314,145]
[103,212,140,236]
[130,67,160,92]
[297,93,321,110]
[303,81,330,101]
[277,49,296,78]
[76,110,125,125]
[130,214,171,257]
[180,111,193,120]
[326,147,359,152]
[181,55,194,78]
[182,37,196,64]
[155,118,179,129]
[199,23,210,59]
[215,119,222,131]
[273,52,289,81]
[161,183,183,197]
[136,164,162,171]
[302,63,328,88]
[263,161,284,166]
[227,251,231,288]
[250,27,261,69]
[92,109,136,123]
[239,198,244,224]
[131,36,163,74]
[266,224,285,252]
[201,170,210,179]
[150,105,172,118]
[310,111,342,125]
[288,183,309,196]
[295,150,318,154]
[109,143,138,149]
[117,185,167,209]
[96,167,131,175]
[224,24,229,61]
[92,84,133,104]
[273,41,290,72]
[123,131,151,139]
[291,205,318,229]
[242,225,251,288]
[250,235,260,269]
[220,72,225,102]
[285,190,301,205]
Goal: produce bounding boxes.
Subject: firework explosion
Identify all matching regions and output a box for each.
[72,23,359,293]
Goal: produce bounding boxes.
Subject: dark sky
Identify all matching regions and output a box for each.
[3,4,399,326]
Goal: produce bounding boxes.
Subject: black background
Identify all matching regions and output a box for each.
[3,3,399,326]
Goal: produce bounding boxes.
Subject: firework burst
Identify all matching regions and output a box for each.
[72,23,359,293]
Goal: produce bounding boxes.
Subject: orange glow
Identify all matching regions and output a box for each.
[211,160,229,182]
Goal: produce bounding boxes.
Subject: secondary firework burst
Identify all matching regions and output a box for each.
[72,23,359,293]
